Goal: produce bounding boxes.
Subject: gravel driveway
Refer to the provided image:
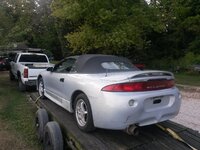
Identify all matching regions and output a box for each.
[171,88,200,133]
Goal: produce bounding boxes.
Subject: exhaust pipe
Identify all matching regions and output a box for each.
[125,125,139,136]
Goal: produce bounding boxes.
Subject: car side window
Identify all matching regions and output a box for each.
[53,58,76,73]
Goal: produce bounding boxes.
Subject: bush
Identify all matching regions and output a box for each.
[148,52,200,72]
[179,52,200,68]
[148,57,179,71]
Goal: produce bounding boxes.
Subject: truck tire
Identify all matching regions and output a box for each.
[74,93,95,132]
[38,77,45,99]
[44,121,63,150]
[9,71,15,81]
[18,77,26,92]
[36,108,49,142]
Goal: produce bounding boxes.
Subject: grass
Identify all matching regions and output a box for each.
[174,72,200,86]
[0,72,41,149]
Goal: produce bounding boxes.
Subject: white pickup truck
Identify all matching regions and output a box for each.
[10,52,53,91]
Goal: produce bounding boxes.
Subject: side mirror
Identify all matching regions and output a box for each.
[47,67,54,72]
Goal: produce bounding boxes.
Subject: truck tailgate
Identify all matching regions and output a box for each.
[25,63,52,79]
[28,68,46,79]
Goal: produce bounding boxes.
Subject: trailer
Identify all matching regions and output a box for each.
[29,92,200,150]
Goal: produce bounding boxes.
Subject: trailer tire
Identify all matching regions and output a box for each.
[18,77,26,92]
[44,121,63,150]
[9,71,15,81]
[74,93,95,132]
[36,108,49,142]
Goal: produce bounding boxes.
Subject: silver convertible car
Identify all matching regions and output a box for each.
[37,54,181,132]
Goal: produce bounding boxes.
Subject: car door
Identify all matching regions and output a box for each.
[45,58,77,104]
[11,54,19,77]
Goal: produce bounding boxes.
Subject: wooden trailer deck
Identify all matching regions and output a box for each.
[29,93,200,150]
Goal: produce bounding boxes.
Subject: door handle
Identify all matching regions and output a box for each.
[60,78,64,82]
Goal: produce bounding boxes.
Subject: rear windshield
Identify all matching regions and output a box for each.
[100,61,138,72]
[101,62,132,70]
[19,55,48,63]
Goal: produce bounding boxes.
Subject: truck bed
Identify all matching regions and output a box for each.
[29,92,200,150]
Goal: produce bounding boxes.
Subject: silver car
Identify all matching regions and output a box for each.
[37,54,181,132]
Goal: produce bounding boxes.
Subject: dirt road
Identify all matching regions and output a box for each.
[171,89,200,133]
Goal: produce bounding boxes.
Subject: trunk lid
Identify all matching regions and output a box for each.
[100,70,175,92]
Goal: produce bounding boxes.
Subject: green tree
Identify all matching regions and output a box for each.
[52,0,165,60]
[0,0,63,59]
[148,0,200,60]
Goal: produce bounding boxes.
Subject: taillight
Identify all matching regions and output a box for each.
[101,80,175,92]
[24,68,28,78]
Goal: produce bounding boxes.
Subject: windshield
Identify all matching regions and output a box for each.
[19,55,48,63]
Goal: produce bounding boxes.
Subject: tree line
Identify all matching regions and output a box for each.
[0,0,199,69]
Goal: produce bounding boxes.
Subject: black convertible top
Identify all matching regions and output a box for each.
[71,54,137,73]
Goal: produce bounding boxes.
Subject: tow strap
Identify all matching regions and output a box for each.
[156,124,198,150]
[34,95,42,109]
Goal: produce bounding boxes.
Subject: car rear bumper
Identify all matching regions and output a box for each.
[90,87,181,130]
[25,80,37,86]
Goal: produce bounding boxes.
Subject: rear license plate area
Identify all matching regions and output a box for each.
[144,96,170,112]
[152,96,163,104]
[153,99,161,104]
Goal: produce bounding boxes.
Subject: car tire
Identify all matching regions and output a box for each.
[44,121,63,150]
[38,77,45,99]
[74,93,95,132]
[9,71,15,81]
[18,77,26,92]
[36,108,49,142]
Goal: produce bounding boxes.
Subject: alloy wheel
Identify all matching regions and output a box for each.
[75,99,88,127]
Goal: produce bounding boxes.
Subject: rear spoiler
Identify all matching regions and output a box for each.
[127,71,174,82]
[133,71,173,78]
